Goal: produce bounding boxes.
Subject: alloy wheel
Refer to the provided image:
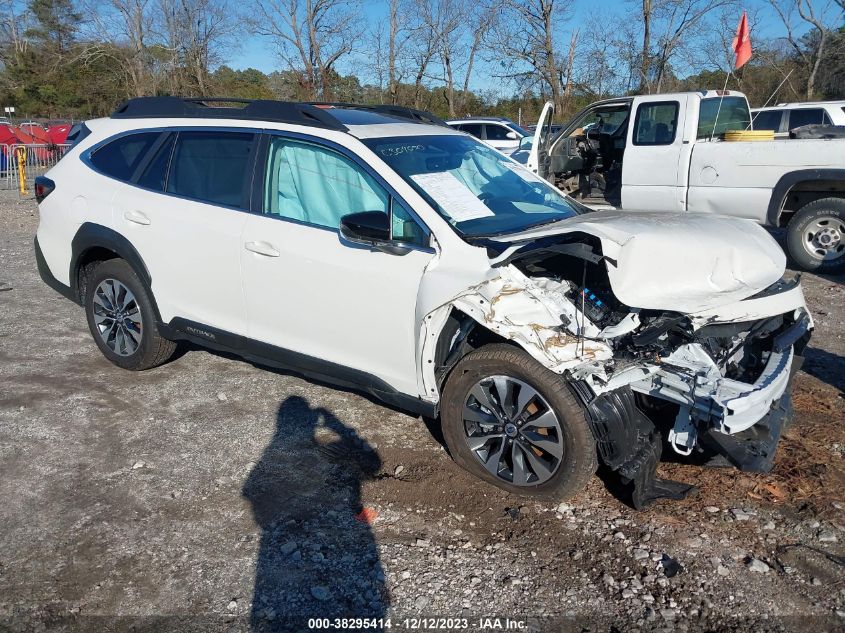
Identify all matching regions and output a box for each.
[462,375,564,486]
[92,278,143,357]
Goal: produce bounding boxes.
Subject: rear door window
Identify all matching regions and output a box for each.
[166,131,255,208]
[788,108,828,129]
[90,132,160,181]
[136,134,175,191]
[751,109,783,132]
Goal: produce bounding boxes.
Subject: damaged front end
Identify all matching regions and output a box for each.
[422,222,812,509]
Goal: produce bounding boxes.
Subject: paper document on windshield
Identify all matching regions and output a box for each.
[410,172,494,222]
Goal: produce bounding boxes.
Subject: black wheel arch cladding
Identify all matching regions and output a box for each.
[70,223,161,321]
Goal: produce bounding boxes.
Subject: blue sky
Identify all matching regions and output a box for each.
[228,0,799,95]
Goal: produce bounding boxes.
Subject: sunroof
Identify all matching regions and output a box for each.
[328,108,408,125]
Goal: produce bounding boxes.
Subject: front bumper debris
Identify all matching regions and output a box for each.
[573,349,805,509]
[571,383,697,510]
[628,311,811,457]
[700,354,803,473]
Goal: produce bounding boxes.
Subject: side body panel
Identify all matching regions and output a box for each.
[110,182,249,332]
[35,125,119,286]
[240,214,434,397]
[686,138,845,224]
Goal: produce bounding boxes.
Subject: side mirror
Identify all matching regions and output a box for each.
[518,136,533,150]
[506,131,519,140]
[340,211,410,255]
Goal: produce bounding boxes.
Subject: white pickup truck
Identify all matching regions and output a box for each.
[520,90,845,273]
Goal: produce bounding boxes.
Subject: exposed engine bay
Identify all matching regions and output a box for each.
[420,218,812,508]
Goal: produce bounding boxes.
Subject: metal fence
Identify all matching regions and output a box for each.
[1,143,71,194]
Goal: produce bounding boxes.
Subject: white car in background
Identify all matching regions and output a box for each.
[751,100,845,137]
[446,117,530,154]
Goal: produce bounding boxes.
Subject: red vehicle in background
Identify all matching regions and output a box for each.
[19,122,51,144]
[46,124,71,144]
[0,120,72,174]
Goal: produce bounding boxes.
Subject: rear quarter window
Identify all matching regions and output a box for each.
[89,132,160,181]
[788,108,830,129]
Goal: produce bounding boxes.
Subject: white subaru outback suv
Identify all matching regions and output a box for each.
[35,97,812,508]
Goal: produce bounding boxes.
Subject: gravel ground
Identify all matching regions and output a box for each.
[1,190,844,632]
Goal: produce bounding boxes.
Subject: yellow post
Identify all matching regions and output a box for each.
[15,146,27,195]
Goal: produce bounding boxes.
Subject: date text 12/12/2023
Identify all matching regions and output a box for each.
[307,617,528,630]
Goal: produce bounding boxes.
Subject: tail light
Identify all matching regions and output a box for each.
[34,176,55,203]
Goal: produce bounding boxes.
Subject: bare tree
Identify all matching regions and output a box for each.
[158,0,233,95]
[640,0,652,90]
[386,0,415,104]
[635,0,736,93]
[80,0,162,97]
[770,0,842,99]
[0,0,30,60]
[430,0,463,116]
[559,29,577,113]
[407,0,448,109]
[576,11,628,98]
[459,11,496,110]
[251,0,361,101]
[490,0,571,112]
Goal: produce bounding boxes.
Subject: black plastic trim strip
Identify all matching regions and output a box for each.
[34,237,78,304]
[69,223,161,322]
[161,317,437,418]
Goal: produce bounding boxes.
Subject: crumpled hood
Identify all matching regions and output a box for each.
[493,211,786,313]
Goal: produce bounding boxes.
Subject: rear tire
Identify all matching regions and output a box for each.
[440,344,597,500]
[786,198,845,274]
[84,259,176,370]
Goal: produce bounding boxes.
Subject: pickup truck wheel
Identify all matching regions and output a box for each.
[786,198,845,274]
[84,259,177,371]
[440,344,597,500]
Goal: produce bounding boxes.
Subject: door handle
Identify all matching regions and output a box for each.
[124,210,150,226]
[244,241,280,257]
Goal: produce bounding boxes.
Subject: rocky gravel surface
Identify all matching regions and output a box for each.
[1,191,844,632]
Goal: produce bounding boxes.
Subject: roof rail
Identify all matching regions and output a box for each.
[111,97,348,131]
[309,102,449,127]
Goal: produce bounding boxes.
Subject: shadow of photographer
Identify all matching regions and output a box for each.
[243,396,387,631]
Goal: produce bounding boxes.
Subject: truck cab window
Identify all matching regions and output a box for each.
[633,102,679,146]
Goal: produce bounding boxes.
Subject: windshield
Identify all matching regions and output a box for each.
[566,107,629,137]
[697,96,751,138]
[364,135,580,237]
[506,123,530,137]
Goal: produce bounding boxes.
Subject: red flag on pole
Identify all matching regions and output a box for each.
[732,11,752,69]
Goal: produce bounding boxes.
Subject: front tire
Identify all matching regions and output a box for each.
[786,198,845,274]
[440,344,597,500]
[84,259,176,370]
